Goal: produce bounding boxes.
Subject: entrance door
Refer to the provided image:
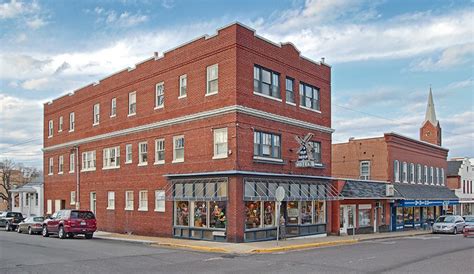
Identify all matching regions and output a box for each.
[90,192,96,214]
[339,205,356,235]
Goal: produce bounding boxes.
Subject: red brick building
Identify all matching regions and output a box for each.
[43,23,338,242]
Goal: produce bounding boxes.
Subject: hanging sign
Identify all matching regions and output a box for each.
[295,133,320,168]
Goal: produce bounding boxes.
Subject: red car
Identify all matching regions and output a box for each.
[42,210,96,239]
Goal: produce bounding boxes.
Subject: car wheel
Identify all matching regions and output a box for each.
[5,223,10,231]
[453,227,457,235]
[85,233,93,239]
[28,227,33,235]
[67,233,74,239]
[16,226,21,233]
[42,226,49,237]
[58,226,66,239]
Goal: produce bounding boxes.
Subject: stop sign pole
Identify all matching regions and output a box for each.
[275,186,285,246]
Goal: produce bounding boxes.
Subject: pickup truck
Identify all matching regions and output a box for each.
[0,211,24,231]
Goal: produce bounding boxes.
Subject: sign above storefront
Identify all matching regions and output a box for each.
[400,199,459,207]
[295,133,320,168]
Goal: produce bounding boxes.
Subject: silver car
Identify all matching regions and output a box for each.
[432,215,465,234]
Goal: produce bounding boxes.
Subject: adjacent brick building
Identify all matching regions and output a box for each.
[43,23,338,242]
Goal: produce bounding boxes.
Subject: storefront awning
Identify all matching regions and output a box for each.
[341,180,403,199]
[244,177,342,201]
[166,177,228,201]
[393,183,459,201]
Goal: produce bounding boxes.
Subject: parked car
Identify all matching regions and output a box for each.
[432,215,465,234]
[0,211,24,231]
[462,215,474,237]
[17,216,45,235]
[42,210,96,239]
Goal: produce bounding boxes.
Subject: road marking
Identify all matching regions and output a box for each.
[204,257,223,262]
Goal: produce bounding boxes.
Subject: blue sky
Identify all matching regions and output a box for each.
[1,0,473,170]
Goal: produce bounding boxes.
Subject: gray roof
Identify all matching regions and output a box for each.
[341,180,403,199]
[393,183,458,200]
[447,161,462,176]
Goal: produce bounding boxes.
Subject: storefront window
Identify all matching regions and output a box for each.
[245,201,261,229]
[396,207,403,225]
[314,201,325,224]
[426,207,434,220]
[414,207,421,223]
[263,201,275,227]
[209,201,226,229]
[175,201,189,226]
[193,201,207,227]
[380,202,386,224]
[404,207,414,224]
[287,201,299,225]
[301,201,312,225]
[358,205,371,227]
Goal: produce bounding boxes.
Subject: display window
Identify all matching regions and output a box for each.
[301,201,312,225]
[404,207,414,224]
[396,207,403,225]
[314,201,326,224]
[358,205,371,227]
[287,201,299,225]
[426,207,434,220]
[175,201,189,226]
[263,201,275,227]
[245,201,261,229]
[414,207,421,223]
[209,201,226,229]
[193,201,207,227]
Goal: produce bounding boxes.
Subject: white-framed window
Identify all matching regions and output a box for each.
[155,82,164,109]
[138,142,148,165]
[69,153,75,173]
[128,91,136,116]
[309,141,322,164]
[179,74,187,98]
[402,162,408,183]
[103,146,120,169]
[417,164,422,184]
[93,103,100,125]
[441,168,445,186]
[394,160,400,182]
[81,151,96,171]
[173,135,185,163]
[69,112,75,132]
[253,131,281,160]
[254,65,280,99]
[299,82,320,111]
[155,139,165,164]
[125,191,134,210]
[58,155,64,174]
[110,98,117,117]
[125,144,132,164]
[430,166,434,185]
[155,190,165,212]
[424,165,428,185]
[206,64,218,95]
[409,163,415,183]
[213,128,228,159]
[58,116,63,132]
[360,161,370,180]
[435,167,439,185]
[48,120,53,137]
[48,157,53,175]
[286,77,295,104]
[70,191,76,205]
[47,199,52,214]
[107,191,115,210]
[139,190,148,211]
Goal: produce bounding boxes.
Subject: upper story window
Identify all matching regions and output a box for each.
[417,164,422,184]
[155,139,165,164]
[309,141,322,164]
[213,128,228,159]
[110,98,117,117]
[435,167,439,185]
[299,82,320,112]
[81,151,96,171]
[409,163,415,183]
[103,146,120,169]
[179,74,187,98]
[48,120,53,137]
[206,64,218,95]
[253,131,281,161]
[360,161,370,180]
[286,77,295,104]
[128,91,136,116]
[173,136,185,163]
[58,116,63,132]
[394,160,400,182]
[125,191,134,210]
[254,65,280,99]
[424,165,428,185]
[441,168,445,186]
[125,144,132,164]
[155,82,164,109]
[430,166,434,185]
[138,142,148,166]
[139,190,148,211]
[93,103,100,125]
[402,162,408,183]
[69,112,75,132]
[69,153,75,173]
[155,190,165,212]
[48,157,53,175]
[107,191,115,210]
[58,155,64,174]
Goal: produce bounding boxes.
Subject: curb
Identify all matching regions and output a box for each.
[250,239,359,253]
[151,242,230,253]
[358,232,432,242]
[94,235,155,245]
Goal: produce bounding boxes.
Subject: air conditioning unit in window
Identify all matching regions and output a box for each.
[386,184,394,197]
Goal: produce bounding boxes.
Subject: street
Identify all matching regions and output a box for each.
[1,231,473,274]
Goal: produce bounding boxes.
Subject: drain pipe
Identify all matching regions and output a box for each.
[74,146,80,209]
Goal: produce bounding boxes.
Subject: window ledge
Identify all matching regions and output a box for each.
[81,168,96,172]
[178,95,187,99]
[127,113,136,117]
[48,135,52,139]
[253,156,284,165]
[300,106,321,113]
[125,161,132,164]
[212,155,228,160]
[48,173,53,176]
[137,163,148,167]
[286,101,296,106]
[172,159,184,164]
[154,105,164,110]
[154,161,165,165]
[205,91,218,97]
[154,209,165,213]
[138,208,148,212]
[69,171,75,174]
[93,122,100,127]
[58,172,63,175]
[58,130,63,133]
[103,166,120,170]
[69,129,74,133]
[106,207,115,210]
[125,208,134,211]
[253,91,282,102]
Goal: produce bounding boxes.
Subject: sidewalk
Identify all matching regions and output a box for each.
[94,229,431,254]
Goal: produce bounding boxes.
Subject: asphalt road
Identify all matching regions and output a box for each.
[0,231,473,274]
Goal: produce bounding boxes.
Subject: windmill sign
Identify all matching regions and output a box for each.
[295,133,318,168]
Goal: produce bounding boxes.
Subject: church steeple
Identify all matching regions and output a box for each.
[420,86,442,146]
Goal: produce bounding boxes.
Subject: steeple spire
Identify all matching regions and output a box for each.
[424,86,438,126]
[420,86,442,146]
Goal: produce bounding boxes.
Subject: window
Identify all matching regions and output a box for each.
[48,157,53,175]
[402,162,408,183]
[394,160,400,182]
[69,112,75,132]
[81,151,96,171]
[441,168,445,186]
[125,191,134,210]
[417,164,422,184]
[299,82,320,111]
[155,190,165,212]
[110,98,116,117]
[253,131,281,160]
[155,82,164,109]
[424,165,428,184]
[58,155,64,174]
[173,136,184,163]
[138,142,148,165]
[70,191,76,205]
[58,116,63,132]
[286,77,295,104]
[360,161,370,180]
[430,167,434,185]
[410,163,415,183]
[48,120,53,137]
[128,91,136,116]
[358,205,372,227]
[309,141,322,164]
[93,103,100,125]
[139,190,148,211]
[47,199,52,214]
[69,153,75,173]
[155,139,165,164]
[125,144,132,164]
[106,191,115,210]
[254,65,280,99]
[179,74,187,98]
[206,64,218,95]
[435,167,439,185]
[213,128,228,159]
[103,146,120,169]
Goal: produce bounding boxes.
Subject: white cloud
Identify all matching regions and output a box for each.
[21,77,51,90]
[161,0,174,9]
[26,16,47,29]
[409,43,474,71]
[0,0,28,19]
[446,78,473,90]
[93,7,148,28]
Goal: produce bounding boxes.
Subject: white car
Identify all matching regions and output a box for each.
[432,215,465,234]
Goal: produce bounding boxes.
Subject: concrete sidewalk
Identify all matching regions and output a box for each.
[94,230,432,254]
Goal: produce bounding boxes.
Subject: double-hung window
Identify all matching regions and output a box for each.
[138,142,148,165]
[173,136,184,163]
[70,191,76,205]
[69,153,75,173]
[402,162,408,183]
[409,163,415,183]
[441,168,445,185]
[299,82,320,111]
[155,190,165,212]
[48,120,53,137]
[155,82,164,109]
[206,64,218,95]
[110,98,116,117]
[424,165,428,184]
[417,164,422,184]
[58,155,64,174]
[179,74,187,98]
[360,161,370,180]
[48,157,53,175]
[139,190,148,211]
[435,167,439,185]
[107,191,115,210]
[125,191,134,210]
[394,160,400,182]
[103,146,120,169]
[309,141,322,164]
[213,128,228,159]
[254,65,280,99]
[81,151,96,171]
[93,103,100,125]
[128,91,136,116]
[430,167,434,185]
[155,139,165,164]
[253,131,281,160]
[58,116,63,132]
[286,77,295,104]
[69,112,75,132]
[125,144,132,164]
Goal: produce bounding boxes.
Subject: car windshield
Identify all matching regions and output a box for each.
[0,212,6,217]
[70,211,95,220]
[33,217,44,222]
[464,217,474,222]
[436,216,455,223]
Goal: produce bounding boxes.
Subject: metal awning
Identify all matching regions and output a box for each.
[244,177,343,201]
[166,177,228,201]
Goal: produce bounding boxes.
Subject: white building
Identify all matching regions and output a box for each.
[447,158,474,215]
[10,178,44,217]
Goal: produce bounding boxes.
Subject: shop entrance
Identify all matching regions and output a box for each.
[339,205,356,235]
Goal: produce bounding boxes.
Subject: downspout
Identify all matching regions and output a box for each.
[75,146,80,209]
